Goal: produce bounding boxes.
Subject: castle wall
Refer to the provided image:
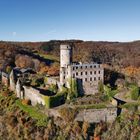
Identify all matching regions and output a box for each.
[1,72,9,86]
[9,70,16,91]
[45,77,63,91]
[75,107,117,123]
[67,63,104,94]
[23,86,45,106]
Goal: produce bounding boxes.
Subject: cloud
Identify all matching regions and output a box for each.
[12,32,17,36]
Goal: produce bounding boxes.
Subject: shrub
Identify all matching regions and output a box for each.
[130,85,139,100]
[58,107,77,122]
[67,78,78,100]
[22,99,31,105]
[49,84,58,93]
[104,85,117,101]
[98,81,104,93]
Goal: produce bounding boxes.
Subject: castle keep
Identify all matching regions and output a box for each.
[60,44,104,95]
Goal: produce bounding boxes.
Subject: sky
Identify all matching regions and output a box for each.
[0,0,140,42]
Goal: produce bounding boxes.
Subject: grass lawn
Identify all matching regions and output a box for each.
[16,100,49,126]
[36,53,59,62]
[75,103,107,109]
[120,102,140,109]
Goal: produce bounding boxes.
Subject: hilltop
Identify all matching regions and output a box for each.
[0,40,140,67]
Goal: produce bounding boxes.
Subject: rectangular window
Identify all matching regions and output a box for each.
[85,71,87,75]
[81,66,82,69]
[90,71,92,75]
[85,66,87,69]
[90,77,92,81]
[85,78,87,82]
[73,67,75,70]
[73,74,75,78]
[94,77,96,81]
[94,71,96,74]
[76,72,78,76]
[90,65,92,68]
[81,72,83,75]
[98,77,100,80]
[94,65,96,68]
[99,71,100,74]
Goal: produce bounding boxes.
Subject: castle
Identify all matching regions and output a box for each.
[0,44,104,107]
[60,44,104,95]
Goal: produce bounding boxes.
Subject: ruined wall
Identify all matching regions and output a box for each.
[68,63,104,95]
[45,77,63,91]
[9,70,16,91]
[75,107,117,123]
[23,86,45,106]
[1,72,9,86]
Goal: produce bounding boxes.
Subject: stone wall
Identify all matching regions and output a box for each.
[45,77,63,91]
[1,72,9,86]
[65,63,104,95]
[23,86,45,106]
[75,107,117,123]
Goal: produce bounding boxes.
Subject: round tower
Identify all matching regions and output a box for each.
[60,44,72,68]
[60,44,72,85]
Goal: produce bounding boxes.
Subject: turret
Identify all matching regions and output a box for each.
[60,44,72,85]
[60,44,72,67]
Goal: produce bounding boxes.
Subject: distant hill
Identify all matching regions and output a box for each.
[0,40,140,71]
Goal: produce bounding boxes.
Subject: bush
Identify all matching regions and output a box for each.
[98,81,104,93]
[58,107,77,122]
[104,85,117,101]
[130,85,139,100]
[22,99,31,105]
[67,78,78,100]
[49,84,58,93]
